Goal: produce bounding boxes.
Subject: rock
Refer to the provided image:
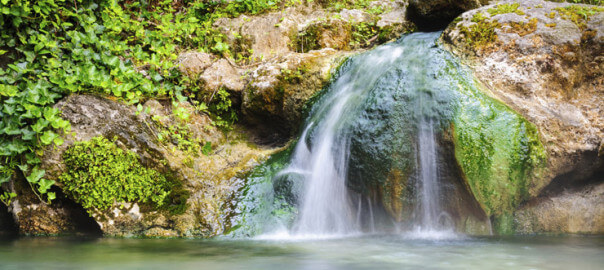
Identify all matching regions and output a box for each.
[177,52,215,77]
[199,59,245,93]
[442,0,604,233]
[207,2,415,140]
[214,4,328,63]
[242,49,351,140]
[8,94,277,237]
[514,182,604,234]
[408,0,482,30]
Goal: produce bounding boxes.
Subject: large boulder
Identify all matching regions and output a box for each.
[442,0,603,233]
[7,94,276,237]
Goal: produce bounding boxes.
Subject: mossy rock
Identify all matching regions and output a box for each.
[59,136,188,217]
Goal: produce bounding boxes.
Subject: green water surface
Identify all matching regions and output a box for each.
[0,235,601,269]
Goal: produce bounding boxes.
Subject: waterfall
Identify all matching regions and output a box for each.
[260,32,468,238]
[280,43,407,236]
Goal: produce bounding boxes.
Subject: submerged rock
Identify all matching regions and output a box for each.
[443,0,603,233]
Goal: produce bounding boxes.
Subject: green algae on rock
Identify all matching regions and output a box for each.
[228,145,297,237]
[451,75,547,227]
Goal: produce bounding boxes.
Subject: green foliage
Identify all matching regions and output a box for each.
[1,0,278,203]
[58,136,175,214]
[350,22,378,47]
[207,88,238,130]
[152,103,215,155]
[324,0,384,14]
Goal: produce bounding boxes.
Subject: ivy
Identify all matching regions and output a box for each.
[0,0,287,205]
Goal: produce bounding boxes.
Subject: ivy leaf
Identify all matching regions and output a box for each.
[40,130,58,145]
[0,84,18,97]
[53,136,64,146]
[26,166,45,184]
[4,141,27,155]
[37,178,55,194]
[212,41,229,53]
[16,164,29,174]
[31,118,49,132]
[47,192,56,201]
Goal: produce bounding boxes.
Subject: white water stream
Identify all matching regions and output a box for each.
[272,33,455,239]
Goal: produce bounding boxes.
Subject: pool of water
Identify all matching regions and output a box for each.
[0,234,602,269]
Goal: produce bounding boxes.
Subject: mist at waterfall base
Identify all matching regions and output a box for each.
[233,32,486,240]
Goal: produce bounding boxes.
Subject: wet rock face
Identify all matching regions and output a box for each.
[8,94,275,237]
[443,0,603,233]
[408,0,483,30]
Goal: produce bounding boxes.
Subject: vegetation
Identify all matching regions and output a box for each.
[458,12,501,50]
[0,0,291,206]
[548,0,602,5]
[58,136,185,215]
[488,3,525,16]
[554,5,604,30]
[452,73,547,233]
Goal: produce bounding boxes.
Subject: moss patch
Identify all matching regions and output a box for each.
[59,136,187,215]
[451,76,547,231]
[459,12,501,49]
[488,3,526,16]
[554,5,604,30]
[506,18,539,36]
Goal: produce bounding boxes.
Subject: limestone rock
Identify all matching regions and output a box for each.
[177,52,215,77]
[183,2,416,141]
[242,49,351,138]
[199,59,245,93]
[442,0,603,233]
[514,182,604,234]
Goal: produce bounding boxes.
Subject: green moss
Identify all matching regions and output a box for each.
[451,76,547,232]
[227,145,297,237]
[506,18,539,36]
[554,5,604,30]
[59,136,187,215]
[547,0,602,5]
[492,212,516,235]
[488,3,526,16]
[459,12,501,49]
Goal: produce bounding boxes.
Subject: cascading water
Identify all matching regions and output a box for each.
[235,32,495,239]
[280,43,408,236]
[280,32,455,237]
